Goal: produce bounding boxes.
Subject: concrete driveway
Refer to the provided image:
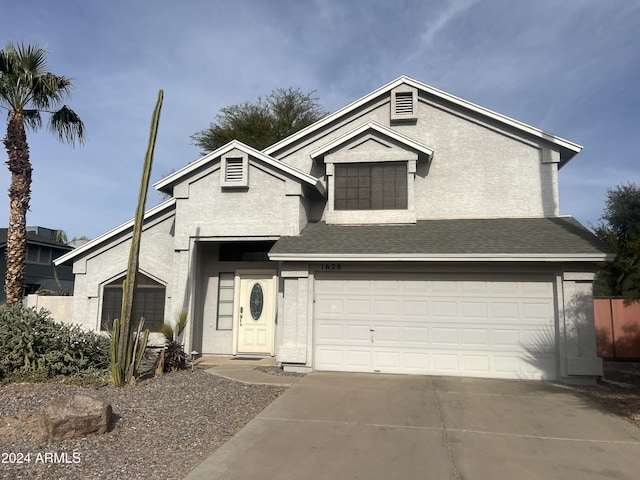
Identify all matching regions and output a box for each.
[185,372,640,480]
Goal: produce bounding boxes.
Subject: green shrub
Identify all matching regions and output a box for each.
[0,305,110,382]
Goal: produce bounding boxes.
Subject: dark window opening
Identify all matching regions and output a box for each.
[101,273,166,332]
[335,162,408,210]
[26,245,51,264]
[219,241,275,262]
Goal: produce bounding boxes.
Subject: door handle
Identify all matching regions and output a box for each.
[240,306,243,326]
[370,327,375,343]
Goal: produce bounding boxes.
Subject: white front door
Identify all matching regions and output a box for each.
[235,272,276,355]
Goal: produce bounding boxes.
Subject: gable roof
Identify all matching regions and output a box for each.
[309,121,434,161]
[264,75,582,166]
[53,199,177,266]
[154,140,325,196]
[269,217,612,262]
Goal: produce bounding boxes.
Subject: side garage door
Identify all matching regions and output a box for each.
[314,273,557,380]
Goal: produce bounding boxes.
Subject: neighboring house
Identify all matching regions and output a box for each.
[1,226,74,303]
[54,76,612,383]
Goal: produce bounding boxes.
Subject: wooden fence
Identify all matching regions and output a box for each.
[594,297,640,359]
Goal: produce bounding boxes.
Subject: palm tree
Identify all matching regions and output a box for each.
[0,42,85,305]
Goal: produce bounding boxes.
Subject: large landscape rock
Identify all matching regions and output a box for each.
[39,394,112,443]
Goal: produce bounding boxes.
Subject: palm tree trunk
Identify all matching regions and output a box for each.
[3,111,31,305]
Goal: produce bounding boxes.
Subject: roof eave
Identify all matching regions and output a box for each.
[269,253,614,262]
[53,198,177,266]
[265,75,582,159]
[153,140,325,197]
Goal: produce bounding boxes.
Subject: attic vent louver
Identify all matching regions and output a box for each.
[225,157,244,182]
[390,85,418,122]
[395,92,414,115]
[221,152,249,188]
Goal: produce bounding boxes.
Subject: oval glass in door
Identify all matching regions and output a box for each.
[250,282,264,320]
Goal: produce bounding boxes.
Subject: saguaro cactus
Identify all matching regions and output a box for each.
[111,90,163,386]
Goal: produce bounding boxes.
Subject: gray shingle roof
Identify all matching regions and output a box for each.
[269,217,612,260]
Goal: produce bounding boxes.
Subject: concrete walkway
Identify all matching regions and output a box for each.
[197,355,303,386]
[185,372,640,480]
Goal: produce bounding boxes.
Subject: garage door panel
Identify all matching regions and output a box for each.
[346,350,371,368]
[373,299,400,316]
[463,355,490,373]
[492,329,522,347]
[430,281,457,293]
[460,281,489,293]
[431,327,459,345]
[433,301,458,317]
[402,280,428,293]
[492,302,519,319]
[521,328,555,352]
[374,280,400,292]
[403,326,429,343]
[347,299,370,315]
[432,353,459,372]
[461,302,489,319]
[522,302,553,320]
[346,325,371,343]
[462,328,489,346]
[316,297,344,315]
[314,275,557,380]
[346,280,370,292]
[403,300,428,316]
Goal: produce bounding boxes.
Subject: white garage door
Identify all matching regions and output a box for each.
[314,274,557,380]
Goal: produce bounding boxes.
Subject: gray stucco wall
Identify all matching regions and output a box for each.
[68,212,176,331]
[172,159,309,249]
[272,95,561,220]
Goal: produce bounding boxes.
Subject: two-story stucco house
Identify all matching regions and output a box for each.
[55,76,611,383]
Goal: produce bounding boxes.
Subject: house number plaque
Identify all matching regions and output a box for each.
[320,263,342,270]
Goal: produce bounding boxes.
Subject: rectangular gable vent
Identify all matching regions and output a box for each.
[225,157,244,183]
[395,92,414,115]
[221,152,249,188]
[391,85,417,122]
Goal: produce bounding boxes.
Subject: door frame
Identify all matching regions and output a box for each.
[231,269,277,356]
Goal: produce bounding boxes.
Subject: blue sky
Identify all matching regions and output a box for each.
[1,0,639,241]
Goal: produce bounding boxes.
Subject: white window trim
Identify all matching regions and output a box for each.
[325,156,417,225]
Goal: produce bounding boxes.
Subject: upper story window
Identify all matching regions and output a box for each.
[26,245,51,265]
[311,122,433,225]
[335,162,408,210]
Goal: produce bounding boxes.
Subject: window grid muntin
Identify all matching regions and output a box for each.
[335,162,407,210]
[100,274,166,332]
[217,272,235,330]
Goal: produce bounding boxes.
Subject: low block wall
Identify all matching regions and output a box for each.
[26,294,74,325]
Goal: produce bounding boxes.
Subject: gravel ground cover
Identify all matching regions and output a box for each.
[2,361,638,479]
[0,368,285,480]
[567,361,640,428]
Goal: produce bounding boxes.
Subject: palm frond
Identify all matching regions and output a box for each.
[14,42,48,76]
[31,73,73,109]
[49,105,86,146]
[0,49,12,74]
[23,110,42,130]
